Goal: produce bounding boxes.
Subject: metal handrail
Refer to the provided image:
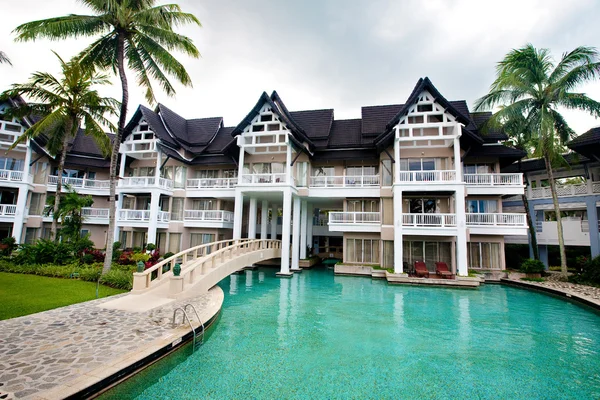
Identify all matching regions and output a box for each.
[184,304,205,345]
[172,307,198,351]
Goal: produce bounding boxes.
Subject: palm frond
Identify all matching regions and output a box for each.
[13,15,108,42]
[0,51,12,65]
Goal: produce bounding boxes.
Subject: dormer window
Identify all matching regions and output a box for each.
[139,124,149,131]
[260,115,273,122]
[417,104,433,112]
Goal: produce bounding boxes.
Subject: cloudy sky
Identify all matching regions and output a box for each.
[1,0,600,134]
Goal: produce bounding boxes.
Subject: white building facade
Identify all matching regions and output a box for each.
[1,78,529,275]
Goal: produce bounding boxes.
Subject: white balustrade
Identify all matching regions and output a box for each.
[0,170,25,182]
[183,210,234,222]
[81,207,109,219]
[397,170,456,182]
[0,204,17,216]
[463,173,523,186]
[48,175,110,189]
[309,175,380,188]
[530,182,600,199]
[402,213,456,227]
[328,212,381,224]
[466,213,527,227]
[119,176,174,190]
[186,178,237,189]
[241,173,287,184]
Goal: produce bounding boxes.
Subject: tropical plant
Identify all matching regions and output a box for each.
[498,110,539,260]
[45,185,94,243]
[0,51,11,65]
[13,0,202,273]
[1,53,117,239]
[475,44,600,275]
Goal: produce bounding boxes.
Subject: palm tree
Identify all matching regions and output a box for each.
[13,0,202,273]
[46,185,94,243]
[476,44,600,275]
[0,51,11,65]
[1,52,117,239]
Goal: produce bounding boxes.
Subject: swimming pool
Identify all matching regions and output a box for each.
[100,267,600,399]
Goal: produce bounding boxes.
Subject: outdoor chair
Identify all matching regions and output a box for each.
[414,261,429,278]
[435,262,453,279]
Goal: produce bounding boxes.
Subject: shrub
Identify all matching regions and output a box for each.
[0,237,17,256]
[145,243,156,251]
[13,240,76,265]
[100,269,133,290]
[571,255,600,285]
[78,267,102,282]
[82,248,105,264]
[117,250,135,265]
[131,253,150,264]
[163,252,175,259]
[519,259,545,274]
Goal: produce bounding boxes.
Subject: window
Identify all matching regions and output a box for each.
[195,169,218,179]
[169,233,182,253]
[223,169,237,179]
[408,198,437,214]
[346,166,378,177]
[347,199,379,213]
[4,123,21,133]
[312,166,335,176]
[463,164,495,174]
[24,228,38,245]
[296,162,308,187]
[403,241,452,272]
[87,171,96,180]
[468,242,501,270]
[33,162,49,184]
[136,167,155,177]
[382,241,394,269]
[466,200,498,213]
[80,229,90,238]
[190,233,215,248]
[381,159,393,186]
[29,193,43,216]
[192,199,216,210]
[0,157,24,171]
[346,238,380,264]
[171,198,184,221]
[174,166,186,188]
[417,104,433,112]
[399,158,436,171]
[119,231,128,248]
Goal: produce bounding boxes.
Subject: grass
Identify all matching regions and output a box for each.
[0,272,126,320]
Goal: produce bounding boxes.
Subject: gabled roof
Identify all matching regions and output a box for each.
[469,111,508,142]
[289,109,334,140]
[328,119,362,148]
[361,104,402,136]
[502,152,589,173]
[158,103,222,147]
[231,91,315,149]
[465,144,527,168]
[567,127,600,161]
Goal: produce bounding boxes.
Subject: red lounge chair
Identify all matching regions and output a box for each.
[414,261,429,278]
[435,262,453,279]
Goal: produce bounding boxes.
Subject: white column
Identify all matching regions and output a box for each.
[23,140,32,184]
[270,204,278,239]
[286,142,292,184]
[155,149,162,180]
[306,203,313,255]
[233,191,244,239]
[260,200,268,239]
[455,185,468,276]
[300,200,308,259]
[119,152,127,179]
[291,195,301,270]
[248,197,257,239]
[237,147,245,185]
[12,186,29,243]
[114,193,123,241]
[147,190,160,245]
[280,191,292,274]
[394,134,401,184]
[393,186,403,273]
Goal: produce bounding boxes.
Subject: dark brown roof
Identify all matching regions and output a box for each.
[328,119,362,148]
[502,152,589,173]
[289,109,334,139]
[361,104,403,136]
[568,127,600,160]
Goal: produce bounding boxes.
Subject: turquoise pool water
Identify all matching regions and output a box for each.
[101,267,600,399]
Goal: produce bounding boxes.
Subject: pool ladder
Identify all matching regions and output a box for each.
[172,304,205,352]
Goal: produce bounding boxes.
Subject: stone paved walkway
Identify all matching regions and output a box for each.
[0,287,223,400]
[505,278,600,308]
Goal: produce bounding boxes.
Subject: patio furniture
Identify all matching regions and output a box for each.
[414,261,429,278]
[435,262,453,279]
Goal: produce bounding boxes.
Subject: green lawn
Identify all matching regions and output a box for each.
[0,272,126,320]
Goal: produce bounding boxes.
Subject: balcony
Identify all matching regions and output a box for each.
[466,213,528,235]
[464,173,524,195]
[183,210,234,228]
[402,213,456,227]
[117,209,170,228]
[397,170,457,188]
[47,175,110,195]
[241,173,287,185]
[328,211,381,232]
[533,219,596,246]
[118,176,173,193]
[186,178,236,189]
[44,207,109,224]
[529,182,600,199]
[119,139,158,159]
[0,204,17,220]
[0,169,31,184]
[309,175,381,197]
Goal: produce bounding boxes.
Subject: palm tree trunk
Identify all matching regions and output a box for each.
[103,35,129,274]
[522,193,539,260]
[52,134,70,241]
[545,156,568,274]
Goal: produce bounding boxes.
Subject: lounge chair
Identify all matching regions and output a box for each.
[414,261,429,278]
[435,262,453,279]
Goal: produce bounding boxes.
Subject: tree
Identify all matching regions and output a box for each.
[476,44,600,275]
[0,51,11,65]
[14,0,202,273]
[497,109,539,260]
[45,185,94,243]
[1,52,117,240]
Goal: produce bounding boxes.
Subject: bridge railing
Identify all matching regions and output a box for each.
[132,238,281,292]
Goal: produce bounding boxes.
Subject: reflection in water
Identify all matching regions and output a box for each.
[393,292,405,332]
[245,270,252,288]
[458,296,471,343]
[258,271,265,282]
[277,276,290,344]
[229,273,238,294]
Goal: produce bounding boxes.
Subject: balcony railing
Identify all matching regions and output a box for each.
[119,176,174,190]
[48,175,110,190]
[328,212,381,224]
[186,178,237,189]
[309,175,380,188]
[530,182,600,199]
[397,170,456,182]
[464,173,523,186]
[402,213,456,227]
[183,210,234,222]
[0,204,17,216]
[241,173,287,184]
[82,207,109,219]
[118,209,170,222]
[0,169,26,182]
[466,213,527,227]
